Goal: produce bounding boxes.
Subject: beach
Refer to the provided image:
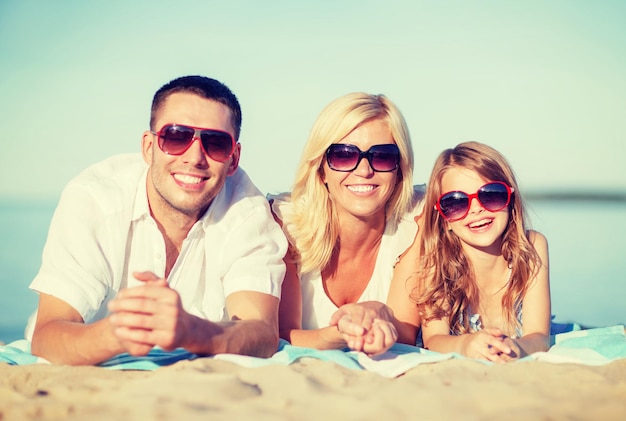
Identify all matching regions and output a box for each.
[2,356,625,420]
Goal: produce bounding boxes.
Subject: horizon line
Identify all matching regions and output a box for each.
[2,189,626,204]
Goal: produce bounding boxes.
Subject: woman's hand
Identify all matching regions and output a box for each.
[329,301,398,355]
[361,319,398,356]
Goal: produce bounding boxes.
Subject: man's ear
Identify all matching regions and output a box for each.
[227,143,241,176]
[141,131,155,164]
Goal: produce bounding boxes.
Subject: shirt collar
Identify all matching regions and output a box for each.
[131,167,231,232]
[132,167,151,222]
[199,178,229,231]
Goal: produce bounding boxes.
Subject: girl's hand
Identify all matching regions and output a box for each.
[499,336,523,362]
[461,328,513,362]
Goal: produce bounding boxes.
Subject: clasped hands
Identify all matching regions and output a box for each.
[462,327,522,363]
[329,301,398,356]
[107,271,192,356]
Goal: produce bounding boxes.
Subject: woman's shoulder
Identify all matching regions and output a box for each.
[403,184,427,220]
[266,192,292,223]
[411,184,426,207]
[384,185,426,262]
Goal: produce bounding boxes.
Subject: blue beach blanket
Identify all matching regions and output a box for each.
[2,325,624,377]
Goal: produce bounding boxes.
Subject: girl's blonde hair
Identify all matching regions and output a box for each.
[284,92,415,274]
[413,141,541,335]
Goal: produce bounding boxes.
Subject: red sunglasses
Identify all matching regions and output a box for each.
[151,123,236,162]
[436,181,514,222]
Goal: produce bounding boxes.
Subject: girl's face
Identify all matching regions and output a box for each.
[439,167,510,253]
[322,118,399,224]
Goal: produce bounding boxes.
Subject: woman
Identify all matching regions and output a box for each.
[271,92,424,355]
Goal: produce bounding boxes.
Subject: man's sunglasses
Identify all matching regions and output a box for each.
[436,181,514,222]
[151,124,236,162]
[325,143,400,172]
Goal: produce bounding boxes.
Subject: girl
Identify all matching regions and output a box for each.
[412,141,550,362]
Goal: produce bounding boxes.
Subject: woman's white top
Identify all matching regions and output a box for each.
[270,186,424,329]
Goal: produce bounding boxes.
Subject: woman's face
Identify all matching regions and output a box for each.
[439,166,510,253]
[322,119,399,224]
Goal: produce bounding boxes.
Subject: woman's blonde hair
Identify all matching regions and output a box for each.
[413,141,541,336]
[284,92,415,274]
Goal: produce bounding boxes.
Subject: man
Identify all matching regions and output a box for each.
[27,75,287,365]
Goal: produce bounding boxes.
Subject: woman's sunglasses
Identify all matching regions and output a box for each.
[151,124,236,162]
[436,181,514,222]
[325,143,400,172]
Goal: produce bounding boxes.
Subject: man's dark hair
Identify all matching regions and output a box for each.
[150,75,242,140]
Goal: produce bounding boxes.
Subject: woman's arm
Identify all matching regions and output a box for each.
[278,247,359,349]
[278,249,304,342]
[385,225,422,345]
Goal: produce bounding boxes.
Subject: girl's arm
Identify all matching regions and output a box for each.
[422,317,513,361]
[424,232,550,361]
[505,230,551,358]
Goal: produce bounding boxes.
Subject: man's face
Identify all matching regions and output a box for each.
[142,92,240,222]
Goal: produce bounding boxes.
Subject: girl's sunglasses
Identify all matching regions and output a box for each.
[325,143,400,172]
[151,124,236,162]
[436,181,514,222]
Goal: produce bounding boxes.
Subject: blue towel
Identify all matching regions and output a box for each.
[538,324,626,364]
[0,340,197,370]
[98,348,198,370]
[0,340,45,365]
[214,340,364,370]
[2,325,624,375]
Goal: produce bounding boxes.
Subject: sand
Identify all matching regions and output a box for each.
[1,357,625,420]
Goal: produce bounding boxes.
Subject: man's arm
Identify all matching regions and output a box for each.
[212,290,280,357]
[30,293,132,365]
[108,272,280,358]
[28,162,142,365]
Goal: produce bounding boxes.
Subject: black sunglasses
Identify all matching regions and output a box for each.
[325,143,400,172]
[151,124,236,162]
[436,181,514,222]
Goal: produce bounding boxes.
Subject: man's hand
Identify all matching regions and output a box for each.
[107,271,190,355]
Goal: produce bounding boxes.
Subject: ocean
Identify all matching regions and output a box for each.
[1,196,625,344]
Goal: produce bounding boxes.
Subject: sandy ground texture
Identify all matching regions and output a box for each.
[1,357,625,420]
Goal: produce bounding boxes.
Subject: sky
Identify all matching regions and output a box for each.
[1,0,625,202]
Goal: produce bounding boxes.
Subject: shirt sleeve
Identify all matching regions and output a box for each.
[219,197,288,299]
[29,181,115,322]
